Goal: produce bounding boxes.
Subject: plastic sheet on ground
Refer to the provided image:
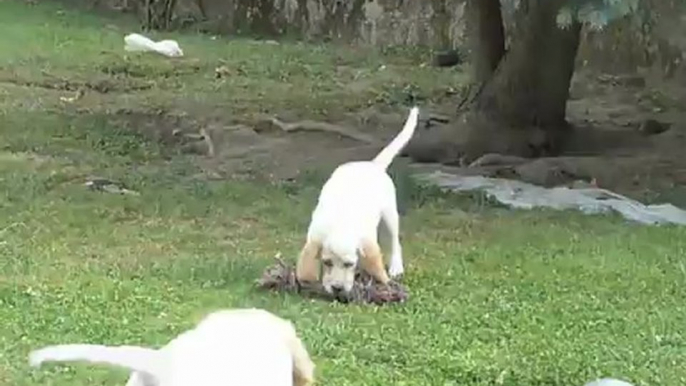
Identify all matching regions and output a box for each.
[416,171,686,226]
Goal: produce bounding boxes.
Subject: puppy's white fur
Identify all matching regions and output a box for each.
[296,107,419,294]
[29,308,315,386]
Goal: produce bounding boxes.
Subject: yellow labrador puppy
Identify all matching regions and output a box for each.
[29,308,315,386]
[296,106,419,297]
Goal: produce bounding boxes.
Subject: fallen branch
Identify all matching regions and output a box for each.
[172,127,216,157]
[255,117,377,144]
[85,178,140,195]
[199,128,215,157]
[427,114,450,125]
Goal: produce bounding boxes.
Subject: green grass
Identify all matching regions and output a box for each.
[1,2,686,386]
[0,1,466,120]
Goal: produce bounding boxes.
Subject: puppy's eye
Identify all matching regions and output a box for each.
[322,260,333,268]
[343,262,354,268]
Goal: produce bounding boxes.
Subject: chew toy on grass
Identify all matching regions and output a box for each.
[256,256,409,305]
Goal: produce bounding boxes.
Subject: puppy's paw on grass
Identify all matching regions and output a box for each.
[388,260,404,278]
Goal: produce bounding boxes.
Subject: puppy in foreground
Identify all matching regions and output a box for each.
[29,308,315,386]
[296,106,419,297]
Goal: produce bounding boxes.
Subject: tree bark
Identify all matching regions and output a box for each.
[142,0,178,30]
[406,0,583,164]
[466,0,506,83]
[476,0,581,130]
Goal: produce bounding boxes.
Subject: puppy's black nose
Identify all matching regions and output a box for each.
[330,285,350,303]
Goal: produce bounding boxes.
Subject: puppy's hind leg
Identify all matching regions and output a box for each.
[288,335,315,386]
[125,372,155,386]
[381,204,404,278]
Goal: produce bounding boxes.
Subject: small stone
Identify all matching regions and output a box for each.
[214,65,232,79]
[637,118,670,135]
[433,49,462,68]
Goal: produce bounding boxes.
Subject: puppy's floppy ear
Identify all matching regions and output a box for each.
[359,239,390,285]
[296,239,321,282]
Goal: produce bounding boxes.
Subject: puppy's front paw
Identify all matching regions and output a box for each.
[388,261,404,279]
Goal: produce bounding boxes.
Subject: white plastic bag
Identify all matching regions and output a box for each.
[124,33,184,58]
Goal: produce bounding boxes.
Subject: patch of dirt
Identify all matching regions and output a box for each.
[203,70,686,205]
[98,57,204,78]
[0,70,152,94]
[85,105,392,180]
[105,108,191,142]
[38,63,686,207]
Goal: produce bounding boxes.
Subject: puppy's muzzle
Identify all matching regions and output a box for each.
[330,284,345,295]
[329,284,352,303]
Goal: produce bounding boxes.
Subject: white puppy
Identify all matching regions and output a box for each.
[29,308,315,386]
[296,106,419,296]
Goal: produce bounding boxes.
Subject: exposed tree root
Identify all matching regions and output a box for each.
[254,117,377,144]
[468,153,528,168]
[173,127,216,157]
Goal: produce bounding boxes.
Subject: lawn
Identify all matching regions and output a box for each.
[1,2,685,386]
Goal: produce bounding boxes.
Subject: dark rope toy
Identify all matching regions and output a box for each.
[256,257,409,305]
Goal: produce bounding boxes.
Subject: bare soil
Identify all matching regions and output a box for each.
[22,58,684,205]
[94,67,686,206]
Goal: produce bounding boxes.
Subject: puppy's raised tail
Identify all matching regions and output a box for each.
[29,344,161,378]
[372,106,419,170]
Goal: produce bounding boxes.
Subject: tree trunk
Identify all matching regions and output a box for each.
[466,0,506,83]
[142,0,178,30]
[477,0,581,129]
[406,0,583,164]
